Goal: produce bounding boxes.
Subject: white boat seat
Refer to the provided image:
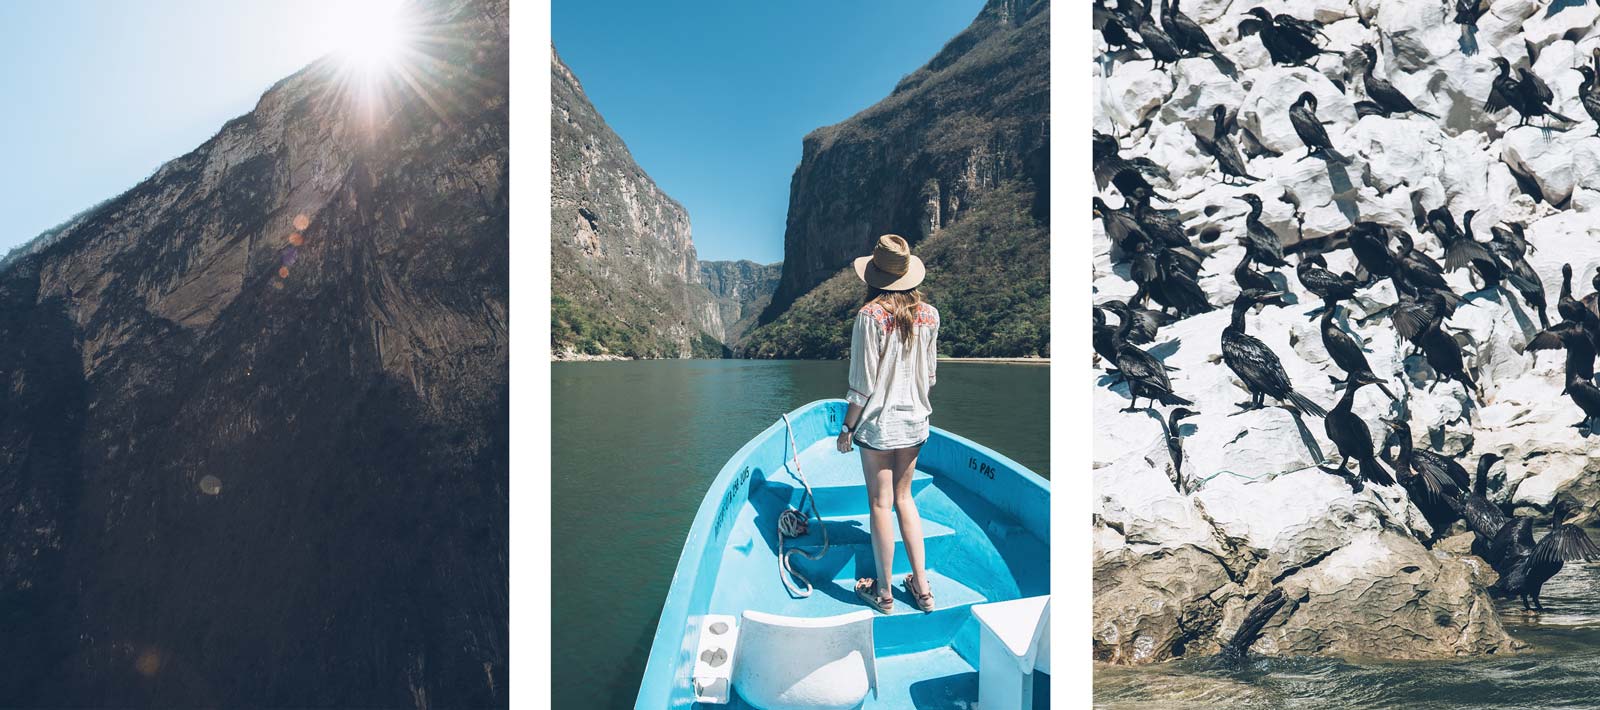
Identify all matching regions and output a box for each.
[972,595,1050,709]
[731,609,877,710]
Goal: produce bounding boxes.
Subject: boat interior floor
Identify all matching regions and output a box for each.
[708,438,1049,708]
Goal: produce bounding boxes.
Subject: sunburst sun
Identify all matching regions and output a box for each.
[335,0,416,80]
[320,0,429,126]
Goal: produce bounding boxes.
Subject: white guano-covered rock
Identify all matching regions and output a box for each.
[1089,0,1600,666]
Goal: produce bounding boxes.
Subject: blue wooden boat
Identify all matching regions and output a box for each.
[636,399,1050,709]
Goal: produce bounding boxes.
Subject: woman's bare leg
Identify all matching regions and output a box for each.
[893,444,929,595]
[859,446,897,600]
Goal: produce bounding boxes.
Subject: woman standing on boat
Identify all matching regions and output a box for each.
[836,234,940,614]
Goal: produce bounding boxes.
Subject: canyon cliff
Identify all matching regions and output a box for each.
[746,0,1051,359]
[0,0,507,705]
[550,48,728,359]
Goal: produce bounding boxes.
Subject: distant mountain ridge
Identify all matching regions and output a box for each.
[699,259,781,347]
[744,0,1050,359]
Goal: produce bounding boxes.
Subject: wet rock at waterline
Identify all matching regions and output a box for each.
[1094,0,1600,665]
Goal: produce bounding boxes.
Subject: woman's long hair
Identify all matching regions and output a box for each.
[866,287,924,345]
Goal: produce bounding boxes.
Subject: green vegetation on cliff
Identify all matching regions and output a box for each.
[743,181,1047,359]
[751,0,1049,359]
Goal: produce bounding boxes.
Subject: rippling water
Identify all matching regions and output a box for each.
[1096,563,1600,709]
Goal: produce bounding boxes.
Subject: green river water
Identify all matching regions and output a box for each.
[550,359,1050,708]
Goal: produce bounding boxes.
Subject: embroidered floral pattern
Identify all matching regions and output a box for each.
[859,302,939,332]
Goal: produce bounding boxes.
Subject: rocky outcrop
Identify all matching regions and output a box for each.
[747,0,1050,359]
[1090,0,1600,666]
[551,47,723,358]
[0,0,506,705]
[698,259,780,346]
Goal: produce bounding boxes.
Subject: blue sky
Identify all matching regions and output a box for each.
[0,1,398,254]
[554,0,985,264]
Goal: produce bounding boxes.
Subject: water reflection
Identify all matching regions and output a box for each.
[1096,563,1600,709]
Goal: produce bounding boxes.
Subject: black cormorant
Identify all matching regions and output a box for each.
[1234,249,1279,296]
[1346,222,1397,281]
[1108,302,1193,411]
[1486,57,1573,128]
[1128,188,1205,268]
[1358,44,1438,119]
[1094,0,1140,54]
[1235,194,1289,268]
[1129,238,1214,317]
[1457,210,1505,292]
[1489,516,1535,578]
[1165,407,1197,489]
[1583,271,1600,320]
[1382,418,1463,533]
[1290,92,1351,164]
[1524,321,1596,404]
[1136,0,1182,69]
[1576,65,1600,137]
[1393,232,1462,308]
[1385,276,1444,352]
[1239,8,1330,67]
[1162,0,1221,59]
[1384,418,1470,493]
[1566,371,1600,431]
[1222,289,1328,416]
[1321,299,1396,400]
[1496,500,1600,610]
[1323,379,1392,491]
[1417,300,1482,403]
[1094,196,1143,261]
[1297,253,1361,304]
[1193,117,1261,183]
[1453,0,1489,32]
[1094,131,1171,194]
[1426,208,1496,288]
[1458,453,1508,543]
[1214,103,1282,159]
[1094,306,1120,367]
[1489,222,1549,328]
[1101,298,1175,345]
[1558,263,1585,324]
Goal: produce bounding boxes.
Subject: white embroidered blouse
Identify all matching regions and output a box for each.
[846,301,940,449]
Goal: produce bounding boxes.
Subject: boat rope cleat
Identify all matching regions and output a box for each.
[691,614,739,704]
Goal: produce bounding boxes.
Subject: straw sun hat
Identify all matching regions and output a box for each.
[852,234,926,290]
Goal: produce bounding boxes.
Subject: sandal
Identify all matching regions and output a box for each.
[904,574,935,613]
[855,578,893,614]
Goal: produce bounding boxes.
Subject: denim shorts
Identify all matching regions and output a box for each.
[853,437,926,452]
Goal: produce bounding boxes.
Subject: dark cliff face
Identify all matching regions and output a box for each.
[698,259,781,345]
[0,0,507,706]
[750,0,1049,358]
[551,48,724,358]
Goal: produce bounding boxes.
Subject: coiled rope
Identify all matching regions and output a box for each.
[778,412,830,597]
